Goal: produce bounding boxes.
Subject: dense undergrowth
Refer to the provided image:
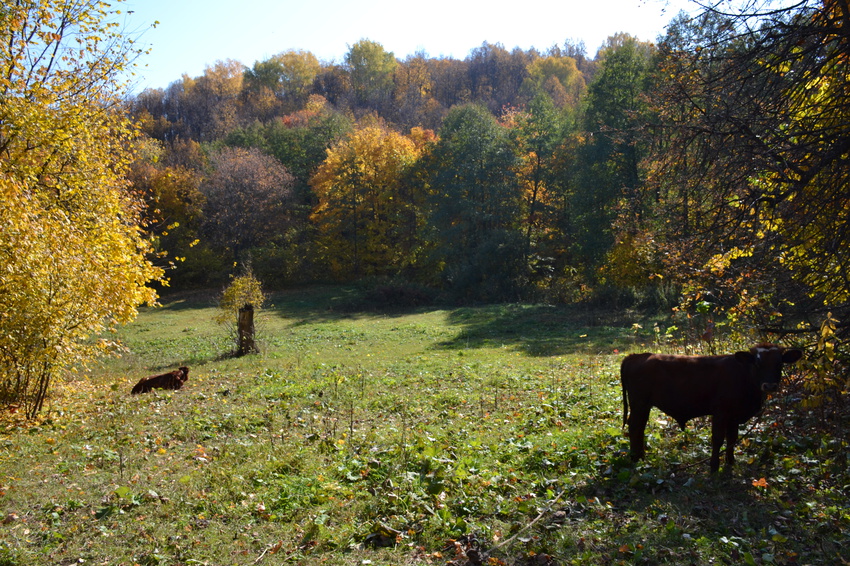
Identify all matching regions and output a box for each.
[0,286,847,565]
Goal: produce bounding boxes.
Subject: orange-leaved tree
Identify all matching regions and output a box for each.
[0,0,163,417]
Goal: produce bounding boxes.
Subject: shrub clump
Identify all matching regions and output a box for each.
[216,270,267,324]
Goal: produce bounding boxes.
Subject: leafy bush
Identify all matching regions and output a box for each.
[216,269,267,324]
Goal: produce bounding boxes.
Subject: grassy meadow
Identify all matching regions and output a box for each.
[0,286,847,565]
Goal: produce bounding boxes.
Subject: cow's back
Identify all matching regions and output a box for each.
[621,352,748,426]
[621,353,653,380]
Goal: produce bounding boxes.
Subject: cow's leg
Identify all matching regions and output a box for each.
[627,402,650,461]
[710,417,726,473]
[724,424,739,472]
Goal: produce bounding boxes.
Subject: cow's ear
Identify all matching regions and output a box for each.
[735,351,755,364]
[782,349,803,364]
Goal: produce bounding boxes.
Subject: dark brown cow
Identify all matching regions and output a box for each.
[621,345,802,473]
[131,366,189,395]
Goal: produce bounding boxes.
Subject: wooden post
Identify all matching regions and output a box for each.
[237,303,258,356]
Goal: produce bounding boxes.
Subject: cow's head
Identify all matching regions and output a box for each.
[735,345,803,392]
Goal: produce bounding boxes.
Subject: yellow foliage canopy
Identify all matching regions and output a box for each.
[310,126,423,278]
[0,0,163,417]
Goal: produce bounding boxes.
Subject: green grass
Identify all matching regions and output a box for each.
[0,286,847,565]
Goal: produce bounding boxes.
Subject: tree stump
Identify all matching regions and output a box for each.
[237,304,258,356]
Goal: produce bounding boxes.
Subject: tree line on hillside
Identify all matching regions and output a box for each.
[3,0,849,416]
[128,36,643,300]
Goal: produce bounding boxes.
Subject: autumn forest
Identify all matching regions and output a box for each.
[129,36,609,301]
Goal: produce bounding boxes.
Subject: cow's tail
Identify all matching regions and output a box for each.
[620,356,630,429]
[622,382,629,428]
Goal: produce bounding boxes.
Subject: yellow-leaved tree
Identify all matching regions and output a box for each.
[0,0,163,418]
[310,125,423,279]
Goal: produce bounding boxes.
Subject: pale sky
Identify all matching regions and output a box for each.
[122,0,696,92]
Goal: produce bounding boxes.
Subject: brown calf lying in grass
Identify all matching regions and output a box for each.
[131,366,189,395]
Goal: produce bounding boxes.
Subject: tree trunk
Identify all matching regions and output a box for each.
[237,304,258,356]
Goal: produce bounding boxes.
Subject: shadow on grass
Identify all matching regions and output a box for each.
[559,465,773,564]
[436,303,644,357]
[150,290,220,311]
[269,284,436,325]
[267,286,650,357]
